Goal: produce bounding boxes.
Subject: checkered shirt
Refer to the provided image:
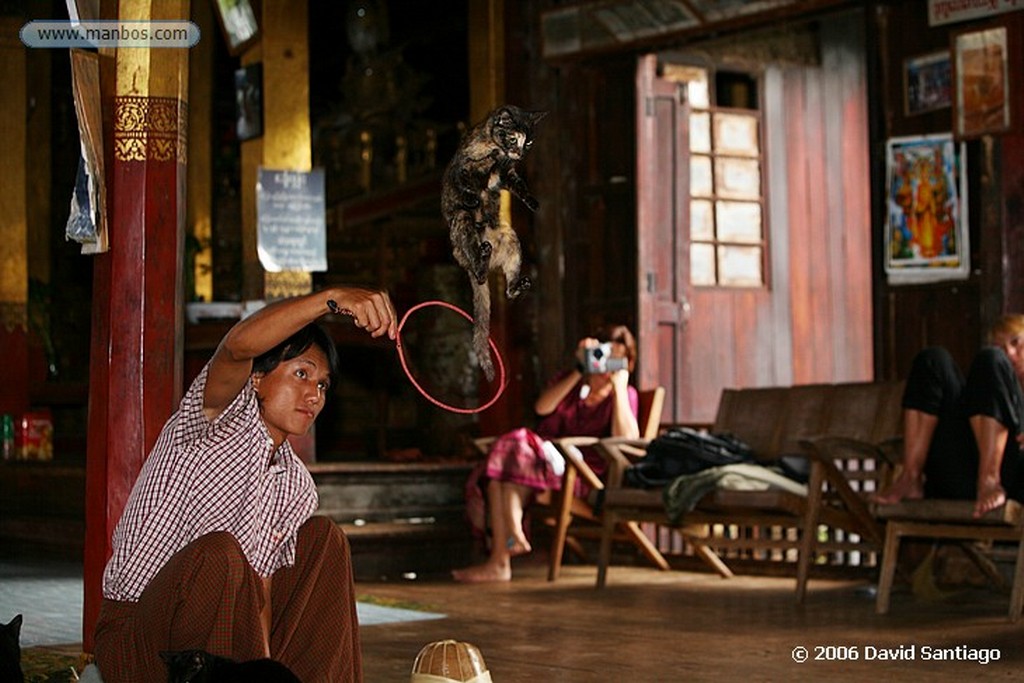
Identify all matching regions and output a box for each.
[102,362,319,602]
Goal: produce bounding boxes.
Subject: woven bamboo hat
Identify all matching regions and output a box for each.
[410,639,493,683]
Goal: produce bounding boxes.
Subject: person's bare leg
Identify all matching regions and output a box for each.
[969,414,1008,517]
[503,482,533,556]
[872,408,935,503]
[452,480,513,582]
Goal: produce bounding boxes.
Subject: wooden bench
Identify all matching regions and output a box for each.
[596,380,906,600]
[874,499,1024,622]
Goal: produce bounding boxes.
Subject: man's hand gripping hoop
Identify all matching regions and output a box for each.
[329,298,507,414]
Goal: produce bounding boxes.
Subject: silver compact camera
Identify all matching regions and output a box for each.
[580,343,628,374]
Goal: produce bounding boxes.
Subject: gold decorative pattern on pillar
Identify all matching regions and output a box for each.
[113,96,188,163]
[265,271,313,299]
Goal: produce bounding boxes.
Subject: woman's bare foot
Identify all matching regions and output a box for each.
[452,562,511,583]
[973,479,1006,518]
[872,472,925,505]
[507,534,532,557]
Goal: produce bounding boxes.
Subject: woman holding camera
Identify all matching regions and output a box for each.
[452,325,640,583]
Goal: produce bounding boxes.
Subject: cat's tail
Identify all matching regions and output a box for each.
[471,279,495,382]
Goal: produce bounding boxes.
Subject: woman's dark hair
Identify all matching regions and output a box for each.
[252,323,340,386]
[594,323,638,372]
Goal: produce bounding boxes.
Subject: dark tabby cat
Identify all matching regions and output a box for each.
[160,649,301,683]
[441,104,546,381]
[0,614,24,683]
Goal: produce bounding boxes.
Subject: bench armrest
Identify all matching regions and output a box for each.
[798,435,888,545]
[659,421,714,434]
[595,437,651,488]
[551,436,603,492]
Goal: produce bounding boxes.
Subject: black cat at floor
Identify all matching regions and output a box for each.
[1,614,25,683]
[161,649,302,683]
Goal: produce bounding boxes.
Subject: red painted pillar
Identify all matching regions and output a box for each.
[0,17,30,419]
[82,11,188,651]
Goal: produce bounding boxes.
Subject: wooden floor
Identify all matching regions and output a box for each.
[357,554,1021,682]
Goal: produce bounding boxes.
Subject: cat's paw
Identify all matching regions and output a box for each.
[508,276,532,299]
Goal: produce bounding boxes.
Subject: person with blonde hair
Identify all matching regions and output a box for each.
[875,314,1024,517]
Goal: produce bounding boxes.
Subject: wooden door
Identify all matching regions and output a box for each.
[635,54,776,424]
[636,54,689,422]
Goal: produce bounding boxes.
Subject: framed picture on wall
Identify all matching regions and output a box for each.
[884,134,969,285]
[235,63,263,142]
[951,21,1016,138]
[212,0,260,56]
[903,51,952,116]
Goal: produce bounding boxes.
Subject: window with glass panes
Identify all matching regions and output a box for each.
[684,68,765,287]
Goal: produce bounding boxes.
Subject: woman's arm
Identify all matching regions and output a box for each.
[203,286,397,419]
[534,369,582,416]
[535,337,597,416]
[608,369,639,439]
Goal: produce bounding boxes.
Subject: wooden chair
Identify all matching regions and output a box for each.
[874,499,1024,622]
[473,386,668,581]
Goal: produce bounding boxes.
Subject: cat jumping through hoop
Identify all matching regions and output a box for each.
[441,104,546,381]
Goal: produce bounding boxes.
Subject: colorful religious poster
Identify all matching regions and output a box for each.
[884,134,969,284]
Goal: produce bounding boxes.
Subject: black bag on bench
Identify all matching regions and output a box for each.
[625,427,755,488]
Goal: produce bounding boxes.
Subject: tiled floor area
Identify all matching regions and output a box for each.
[0,556,84,647]
[0,554,445,649]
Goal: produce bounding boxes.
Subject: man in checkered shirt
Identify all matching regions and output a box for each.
[93,287,398,683]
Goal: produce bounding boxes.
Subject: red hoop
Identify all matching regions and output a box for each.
[395,300,507,414]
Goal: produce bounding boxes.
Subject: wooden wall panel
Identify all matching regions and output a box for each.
[829,18,874,381]
[763,67,794,388]
[561,59,638,367]
[782,15,872,388]
[805,66,837,382]
[783,67,815,385]
[825,17,873,382]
